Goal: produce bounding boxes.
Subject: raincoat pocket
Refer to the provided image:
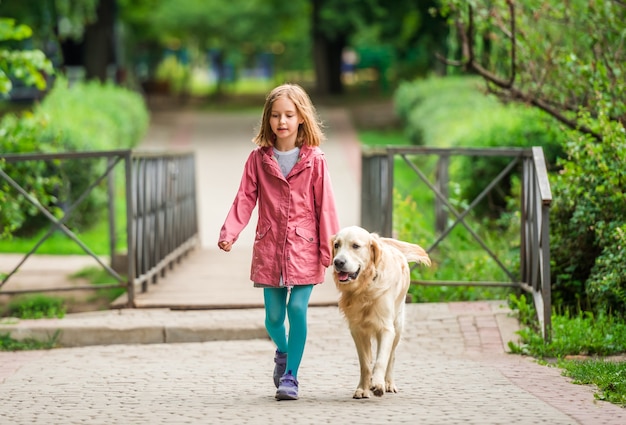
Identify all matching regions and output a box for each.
[295,226,318,244]
[256,220,271,240]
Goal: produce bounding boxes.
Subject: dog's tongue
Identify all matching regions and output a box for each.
[337,271,350,281]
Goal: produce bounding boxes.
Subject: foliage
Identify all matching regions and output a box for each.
[0,332,59,351]
[550,106,626,315]
[4,294,66,319]
[37,78,149,151]
[435,1,626,316]
[0,0,99,43]
[435,0,626,139]
[122,0,311,94]
[0,113,62,239]
[560,359,626,407]
[0,78,148,237]
[0,18,53,95]
[394,75,565,215]
[395,76,498,146]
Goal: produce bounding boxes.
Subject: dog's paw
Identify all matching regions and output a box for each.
[370,382,385,397]
[353,388,370,399]
[385,381,398,393]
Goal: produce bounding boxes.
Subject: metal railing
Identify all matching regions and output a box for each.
[361,146,552,339]
[0,150,198,307]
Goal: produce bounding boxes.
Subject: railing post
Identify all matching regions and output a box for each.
[541,202,552,341]
[532,146,552,341]
[125,151,136,307]
[435,154,450,234]
[361,148,391,236]
[107,158,117,266]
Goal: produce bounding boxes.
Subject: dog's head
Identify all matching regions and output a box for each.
[331,226,382,285]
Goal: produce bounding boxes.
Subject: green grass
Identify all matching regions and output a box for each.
[509,306,626,359]
[507,294,626,407]
[3,294,66,319]
[560,360,626,407]
[0,332,59,351]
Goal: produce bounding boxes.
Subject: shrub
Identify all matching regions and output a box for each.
[394,76,500,146]
[0,78,149,235]
[0,113,62,238]
[394,75,565,217]
[550,108,626,315]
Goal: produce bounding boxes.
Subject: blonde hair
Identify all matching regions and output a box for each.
[253,83,325,147]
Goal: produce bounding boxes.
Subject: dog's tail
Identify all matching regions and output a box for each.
[380,237,432,266]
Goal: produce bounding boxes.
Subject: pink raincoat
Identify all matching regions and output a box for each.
[219,145,340,287]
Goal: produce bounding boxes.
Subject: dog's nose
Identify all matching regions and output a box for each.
[334,258,345,269]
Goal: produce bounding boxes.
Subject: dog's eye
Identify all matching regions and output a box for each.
[334,242,340,249]
[352,243,360,249]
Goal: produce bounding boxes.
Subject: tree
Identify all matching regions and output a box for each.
[436,0,626,314]
[0,18,53,95]
[0,0,103,81]
[121,0,309,96]
[311,0,449,95]
[436,0,626,140]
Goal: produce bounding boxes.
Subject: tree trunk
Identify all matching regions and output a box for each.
[84,0,116,82]
[311,0,345,95]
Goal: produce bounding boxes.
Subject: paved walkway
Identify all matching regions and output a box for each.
[1,302,625,424]
[1,104,625,424]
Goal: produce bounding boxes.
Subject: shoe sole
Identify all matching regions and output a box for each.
[275,392,298,400]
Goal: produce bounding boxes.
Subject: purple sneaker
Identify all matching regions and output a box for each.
[275,370,299,400]
[273,350,287,388]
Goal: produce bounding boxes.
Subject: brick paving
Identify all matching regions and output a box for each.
[1,302,625,424]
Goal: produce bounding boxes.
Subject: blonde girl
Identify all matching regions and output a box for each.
[218,83,339,400]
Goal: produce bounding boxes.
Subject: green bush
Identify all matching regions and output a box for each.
[550,109,626,315]
[0,113,62,238]
[394,76,565,216]
[0,78,149,235]
[395,75,626,317]
[394,76,502,146]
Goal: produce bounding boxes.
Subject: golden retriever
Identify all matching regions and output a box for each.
[331,226,431,399]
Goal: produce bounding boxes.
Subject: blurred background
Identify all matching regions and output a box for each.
[0,0,448,101]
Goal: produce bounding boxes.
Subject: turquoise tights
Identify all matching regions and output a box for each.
[263,285,313,379]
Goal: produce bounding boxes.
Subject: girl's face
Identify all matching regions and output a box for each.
[269,96,303,150]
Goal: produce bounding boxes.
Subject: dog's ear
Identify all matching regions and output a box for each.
[370,235,383,267]
[330,235,337,256]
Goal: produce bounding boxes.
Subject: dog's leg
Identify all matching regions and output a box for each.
[385,317,403,393]
[350,328,372,399]
[371,325,395,397]
[385,304,406,393]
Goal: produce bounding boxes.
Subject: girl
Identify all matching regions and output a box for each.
[217,83,339,400]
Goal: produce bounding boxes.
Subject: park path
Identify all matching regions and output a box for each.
[1,103,625,424]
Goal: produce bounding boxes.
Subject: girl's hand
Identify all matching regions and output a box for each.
[218,240,233,252]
